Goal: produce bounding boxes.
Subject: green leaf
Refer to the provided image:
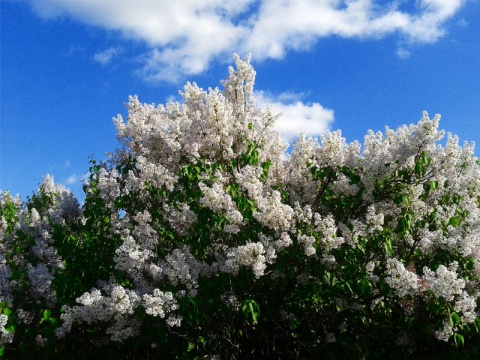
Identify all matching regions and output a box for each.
[359,278,369,295]
[423,183,431,197]
[450,312,461,326]
[475,317,480,331]
[261,159,272,180]
[5,325,15,333]
[449,216,461,228]
[454,333,464,347]
[384,238,393,256]
[247,199,257,211]
[49,317,58,326]
[43,309,51,320]
[324,271,332,284]
[242,299,260,325]
[415,162,422,177]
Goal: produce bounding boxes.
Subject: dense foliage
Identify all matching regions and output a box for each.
[2,55,480,359]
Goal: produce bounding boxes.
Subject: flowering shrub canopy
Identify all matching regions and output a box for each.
[1,54,480,359]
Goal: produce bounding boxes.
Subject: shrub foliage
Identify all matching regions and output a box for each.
[2,55,480,359]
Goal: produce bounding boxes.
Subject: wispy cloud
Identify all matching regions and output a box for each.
[256,91,334,143]
[458,18,468,27]
[93,47,122,66]
[29,0,466,82]
[66,174,78,185]
[396,47,411,59]
[63,45,84,57]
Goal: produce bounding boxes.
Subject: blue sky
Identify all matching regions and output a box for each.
[1,0,480,201]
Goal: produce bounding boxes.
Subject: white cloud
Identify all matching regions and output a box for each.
[63,45,84,57]
[458,18,468,27]
[396,47,411,59]
[29,0,466,82]
[255,91,334,143]
[66,174,78,185]
[93,47,122,65]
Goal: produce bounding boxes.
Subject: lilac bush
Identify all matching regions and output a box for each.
[1,54,480,358]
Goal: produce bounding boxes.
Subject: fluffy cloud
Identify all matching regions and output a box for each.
[256,91,334,143]
[29,0,466,82]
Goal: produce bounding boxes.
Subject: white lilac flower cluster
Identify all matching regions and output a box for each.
[0,177,81,346]
[385,259,419,298]
[57,284,144,342]
[57,281,178,341]
[10,177,79,307]
[0,251,13,304]
[156,246,213,296]
[162,203,198,236]
[0,314,14,346]
[199,181,243,234]
[423,262,465,302]
[254,190,294,233]
[222,242,267,278]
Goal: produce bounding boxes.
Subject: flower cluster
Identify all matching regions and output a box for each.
[385,258,419,298]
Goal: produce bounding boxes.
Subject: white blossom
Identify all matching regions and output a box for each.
[385,259,419,298]
[143,289,178,318]
[222,242,267,278]
[422,262,465,302]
